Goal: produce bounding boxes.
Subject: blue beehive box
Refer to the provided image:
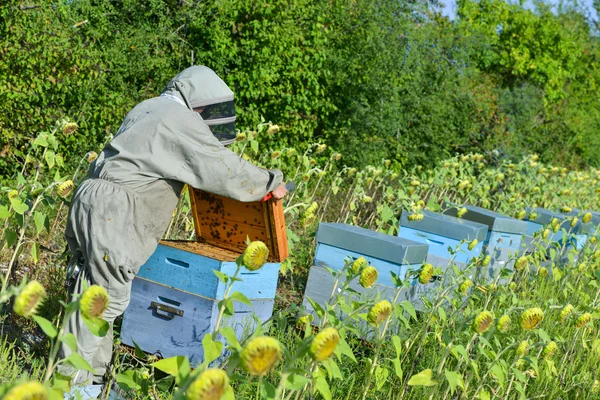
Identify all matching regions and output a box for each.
[302,223,429,319]
[399,210,488,268]
[399,210,488,309]
[443,204,528,281]
[121,188,289,365]
[558,208,600,251]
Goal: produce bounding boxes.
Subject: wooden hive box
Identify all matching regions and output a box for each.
[121,188,288,366]
[302,223,429,324]
[443,204,527,282]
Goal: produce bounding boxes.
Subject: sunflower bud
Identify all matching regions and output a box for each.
[242,241,269,271]
[497,315,511,332]
[410,180,420,187]
[542,228,551,239]
[186,368,230,400]
[367,300,393,326]
[516,340,529,357]
[296,315,314,329]
[57,180,75,198]
[520,307,544,331]
[407,212,424,221]
[473,310,493,334]
[310,327,340,362]
[570,217,578,228]
[80,285,109,320]
[481,255,491,267]
[241,336,283,376]
[347,168,357,176]
[560,206,572,214]
[86,151,98,163]
[583,212,592,224]
[3,381,48,400]
[62,122,78,135]
[267,124,280,135]
[517,210,526,220]
[332,153,342,161]
[418,264,434,284]
[351,257,368,274]
[514,256,528,272]
[538,267,548,278]
[457,207,468,218]
[271,151,281,160]
[359,266,378,288]
[13,281,46,319]
[316,144,327,153]
[542,341,558,360]
[509,282,517,291]
[575,313,592,329]
[559,304,574,324]
[468,239,478,251]
[459,280,473,295]
[458,180,470,190]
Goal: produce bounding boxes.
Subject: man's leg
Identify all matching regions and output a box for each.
[58,263,132,385]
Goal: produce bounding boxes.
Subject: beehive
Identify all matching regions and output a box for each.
[302,223,429,322]
[443,204,527,281]
[121,188,288,365]
[398,210,488,308]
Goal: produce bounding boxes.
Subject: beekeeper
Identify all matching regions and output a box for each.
[59,65,287,387]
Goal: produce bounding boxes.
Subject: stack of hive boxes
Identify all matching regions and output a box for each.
[121,188,288,366]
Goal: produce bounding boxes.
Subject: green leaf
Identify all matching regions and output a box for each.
[229,291,252,306]
[375,365,389,390]
[251,140,259,153]
[314,375,331,400]
[407,369,436,386]
[12,201,28,215]
[444,370,464,395]
[261,381,276,400]
[116,370,141,391]
[400,301,417,321]
[335,334,356,362]
[34,211,46,234]
[62,333,77,352]
[52,372,72,392]
[219,326,242,351]
[152,356,190,384]
[202,334,223,364]
[34,133,49,147]
[0,205,10,219]
[392,335,402,357]
[48,388,65,400]
[392,358,403,380]
[64,352,95,374]
[31,242,40,264]
[285,374,311,390]
[45,150,56,169]
[33,315,57,338]
[479,390,491,400]
[132,340,147,359]
[82,316,109,337]
[213,270,229,283]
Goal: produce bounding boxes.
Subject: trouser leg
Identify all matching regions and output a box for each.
[58,262,132,385]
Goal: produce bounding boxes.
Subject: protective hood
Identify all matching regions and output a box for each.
[162,66,237,145]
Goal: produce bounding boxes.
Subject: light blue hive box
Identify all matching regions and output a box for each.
[398,210,488,308]
[558,208,600,251]
[121,189,288,366]
[302,223,429,319]
[443,204,528,281]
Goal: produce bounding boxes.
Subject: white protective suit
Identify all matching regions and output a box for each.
[59,66,283,384]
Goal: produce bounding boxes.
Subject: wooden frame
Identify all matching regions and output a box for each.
[188,187,289,262]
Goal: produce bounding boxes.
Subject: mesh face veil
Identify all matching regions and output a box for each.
[162,66,238,145]
[197,100,237,145]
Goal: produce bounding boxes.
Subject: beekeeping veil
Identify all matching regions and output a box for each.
[161,66,237,145]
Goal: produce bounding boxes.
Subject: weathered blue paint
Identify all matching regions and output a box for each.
[398,227,484,265]
[314,243,422,287]
[136,244,280,300]
[121,277,274,366]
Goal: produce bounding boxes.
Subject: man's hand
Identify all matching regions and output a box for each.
[271,183,288,200]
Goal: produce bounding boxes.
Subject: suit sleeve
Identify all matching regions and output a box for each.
[175,122,283,202]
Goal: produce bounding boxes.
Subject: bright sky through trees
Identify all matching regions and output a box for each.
[441,0,599,20]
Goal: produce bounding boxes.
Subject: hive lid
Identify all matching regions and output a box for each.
[315,223,429,265]
[559,208,600,234]
[400,210,488,242]
[525,207,570,226]
[190,188,288,262]
[443,204,528,235]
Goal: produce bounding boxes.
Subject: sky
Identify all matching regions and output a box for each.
[441,0,599,20]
